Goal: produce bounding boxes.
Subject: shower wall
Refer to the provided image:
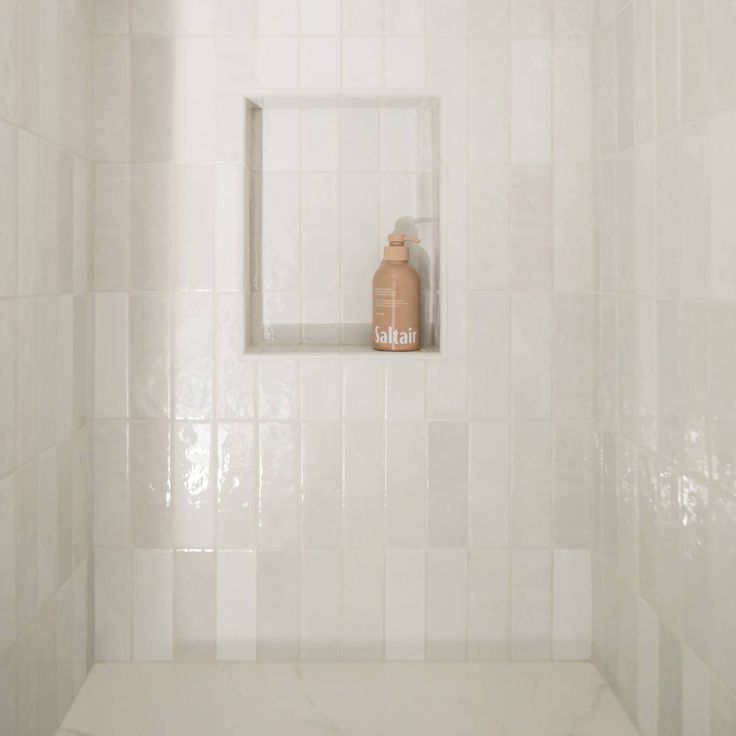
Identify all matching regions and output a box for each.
[0,0,95,734]
[92,0,598,664]
[592,0,736,733]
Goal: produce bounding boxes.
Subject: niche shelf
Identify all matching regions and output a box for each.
[243,93,442,357]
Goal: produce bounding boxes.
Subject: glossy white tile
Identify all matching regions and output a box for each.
[133,550,173,662]
[216,550,257,661]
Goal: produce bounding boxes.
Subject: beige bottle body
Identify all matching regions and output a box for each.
[372,260,421,352]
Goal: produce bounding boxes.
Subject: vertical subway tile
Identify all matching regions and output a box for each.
[385,549,425,661]
[511,39,551,164]
[429,38,468,165]
[554,0,592,35]
[385,37,426,89]
[258,38,299,88]
[130,420,172,548]
[259,422,299,548]
[132,37,174,162]
[174,549,216,661]
[301,421,341,548]
[386,0,425,35]
[300,549,341,660]
[173,0,215,35]
[637,598,660,736]
[131,0,172,33]
[468,164,510,290]
[95,36,131,163]
[174,166,214,291]
[469,293,509,420]
[679,0,707,125]
[679,122,710,301]
[710,484,736,695]
[634,0,655,143]
[258,361,298,421]
[0,121,17,299]
[427,549,467,660]
[616,4,634,151]
[36,451,58,607]
[96,0,130,33]
[56,581,74,721]
[511,422,551,548]
[131,164,173,291]
[0,650,14,735]
[512,0,552,33]
[512,295,551,420]
[552,549,591,660]
[511,165,552,291]
[554,293,596,419]
[469,422,509,548]
[468,549,509,660]
[0,475,15,654]
[707,0,736,115]
[341,549,383,660]
[659,623,683,736]
[174,422,214,549]
[129,293,170,419]
[15,461,38,627]
[94,293,129,419]
[554,164,595,293]
[216,549,257,661]
[258,0,299,34]
[95,548,131,661]
[425,0,467,35]
[94,164,131,292]
[708,112,736,302]
[386,422,427,548]
[386,362,425,421]
[511,549,551,660]
[655,0,679,134]
[133,549,173,661]
[258,550,299,660]
[341,0,383,34]
[216,294,256,420]
[681,646,710,736]
[216,422,257,549]
[174,293,214,421]
[553,421,595,548]
[469,0,509,34]
[711,676,736,736]
[300,0,341,34]
[341,37,383,88]
[0,301,16,477]
[428,422,468,547]
[553,38,592,163]
[93,421,130,550]
[343,422,384,548]
[172,39,216,163]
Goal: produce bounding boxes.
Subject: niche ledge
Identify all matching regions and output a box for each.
[243,93,442,357]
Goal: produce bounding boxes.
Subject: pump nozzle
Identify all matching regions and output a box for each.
[385,233,421,261]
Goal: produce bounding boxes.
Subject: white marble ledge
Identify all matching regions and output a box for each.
[57,661,639,736]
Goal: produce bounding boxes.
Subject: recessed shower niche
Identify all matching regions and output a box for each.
[244,94,441,355]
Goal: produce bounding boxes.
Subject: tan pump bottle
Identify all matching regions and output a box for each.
[372,234,421,352]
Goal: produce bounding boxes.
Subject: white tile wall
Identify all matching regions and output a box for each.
[1,1,95,734]
[88,0,598,670]
[593,0,736,732]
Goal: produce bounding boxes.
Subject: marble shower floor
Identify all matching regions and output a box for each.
[56,661,639,736]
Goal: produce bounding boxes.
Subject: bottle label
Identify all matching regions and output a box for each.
[373,325,418,346]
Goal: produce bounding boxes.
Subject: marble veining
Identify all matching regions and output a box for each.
[56,662,638,736]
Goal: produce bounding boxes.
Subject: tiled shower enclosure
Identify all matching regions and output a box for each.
[0,0,735,734]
